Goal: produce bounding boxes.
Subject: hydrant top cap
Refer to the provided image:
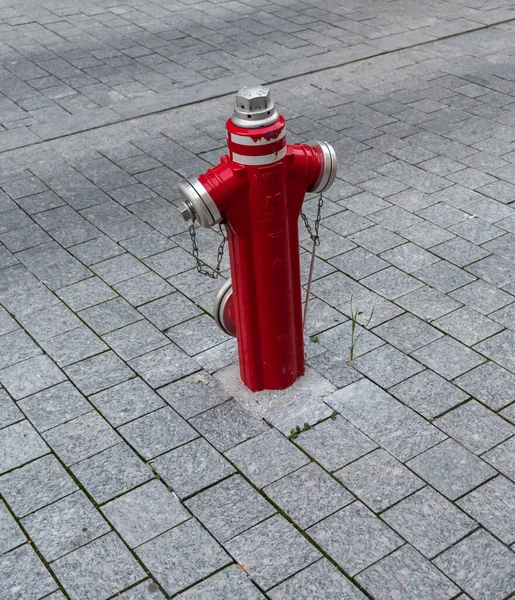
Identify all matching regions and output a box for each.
[232,85,279,129]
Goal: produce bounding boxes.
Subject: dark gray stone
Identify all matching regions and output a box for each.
[114,273,175,307]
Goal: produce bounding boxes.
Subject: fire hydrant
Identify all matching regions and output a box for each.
[178,86,337,392]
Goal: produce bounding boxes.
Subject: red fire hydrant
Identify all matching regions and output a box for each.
[178,86,337,392]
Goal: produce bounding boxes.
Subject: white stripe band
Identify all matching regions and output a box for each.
[230,130,285,146]
[232,147,287,165]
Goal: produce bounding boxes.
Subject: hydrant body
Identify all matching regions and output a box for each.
[179,87,336,392]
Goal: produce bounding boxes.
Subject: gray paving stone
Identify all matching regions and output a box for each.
[373,313,442,353]
[103,479,189,547]
[18,302,81,342]
[483,233,515,264]
[136,518,230,596]
[225,429,309,488]
[489,302,515,331]
[483,437,515,482]
[390,370,468,418]
[118,406,197,460]
[451,279,513,314]
[347,225,405,254]
[177,565,266,599]
[226,514,320,590]
[449,218,504,246]
[308,351,363,388]
[357,545,459,600]
[433,530,515,600]
[0,388,22,429]
[186,474,275,542]
[328,379,445,461]
[295,414,377,471]
[151,437,234,499]
[70,236,124,266]
[90,377,164,427]
[114,272,175,307]
[0,419,49,474]
[308,501,402,576]
[268,558,367,600]
[475,330,515,372]
[167,314,228,355]
[52,532,145,600]
[383,486,476,558]
[407,438,496,500]
[103,319,169,361]
[22,490,110,561]
[435,400,513,454]
[41,325,108,367]
[264,395,333,436]
[189,399,267,452]
[128,343,199,388]
[0,306,18,337]
[458,475,515,544]
[335,448,424,512]
[72,442,153,504]
[432,237,490,267]
[93,253,149,285]
[116,581,165,600]
[329,247,388,279]
[412,336,485,380]
[396,285,463,322]
[120,230,175,259]
[414,260,476,292]
[434,306,503,346]
[264,462,354,528]
[43,411,120,466]
[319,320,385,359]
[79,297,142,335]
[353,343,425,388]
[401,221,454,249]
[19,381,92,432]
[159,372,231,419]
[57,276,117,311]
[361,266,423,300]
[0,355,66,399]
[64,351,134,396]
[143,246,194,278]
[195,338,238,374]
[0,544,57,600]
[0,499,25,553]
[380,242,438,273]
[0,329,41,369]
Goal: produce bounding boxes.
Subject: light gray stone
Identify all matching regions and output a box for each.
[412,336,485,380]
[0,355,66,400]
[475,330,515,372]
[373,313,442,353]
[0,544,57,600]
[0,420,49,474]
[353,343,424,388]
[483,436,515,481]
[0,500,25,553]
[264,395,333,436]
[64,351,134,396]
[0,388,22,429]
[177,565,266,599]
[128,343,200,388]
[433,307,503,346]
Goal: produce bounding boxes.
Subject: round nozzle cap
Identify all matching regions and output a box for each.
[232,85,279,129]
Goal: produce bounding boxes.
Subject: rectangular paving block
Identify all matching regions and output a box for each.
[40,325,108,367]
[0,499,26,553]
[79,297,143,335]
[433,306,503,346]
[0,544,57,600]
[0,355,66,400]
[353,344,424,388]
[64,351,134,396]
[128,343,200,388]
[103,319,169,361]
[411,336,485,380]
[0,420,49,474]
[176,565,266,599]
[483,437,515,481]
[0,388,22,429]
[474,330,515,372]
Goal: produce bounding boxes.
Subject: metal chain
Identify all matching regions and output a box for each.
[301,192,324,246]
[188,218,227,279]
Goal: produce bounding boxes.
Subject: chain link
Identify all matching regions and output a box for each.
[188,218,227,279]
[301,193,324,246]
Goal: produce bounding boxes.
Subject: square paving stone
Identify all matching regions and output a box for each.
[458,476,515,544]
[0,499,26,553]
[53,532,145,600]
[0,388,22,429]
[177,565,266,599]
[186,475,275,542]
[72,442,153,504]
[151,437,235,499]
[40,326,108,367]
[475,330,515,372]
[103,319,169,361]
[189,399,267,452]
[335,448,424,512]
[308,501,402,576]
[466,254,515,286]
[114,273,175,307]
[373,313,442,353]
[0,454,77,517]
[433,530,515,600]
[353,344,425,388]
[167,314,228,355]
[319,319,385,359]
[380,242,438,273]
[264,462,354,528]
[103,480,189,548]
[0,420,49,474]
[414,260,476,293]
[0,329,41,369]
[136,518,231,596]
[348,225,405,254]
[361,266,423,300]
[268,558,367,600]
[143,246,194,278]
[383,486,476,557]
[435,400,513,454]
[264,395,334,436]
[357,545,459,600]
[90,377,164,427]
[390,370,468,418]
[295,415,377,472]
[43,411,120,466]
[64,351,134,396]
[412,336,485,380]
[17,302,81,342]
[57,276,117,311]
[79,297,142,335]
[434,307,503,346]
[490,303,515,331]
[0,355,66,399]
[0,544,57,600]
[328,379,446,461]
[396,286,462,321]
[93,253,149,285]
[225,514,321,590]
[483,437,515,481]
[451,279,513,314]
[225,429,310,488]
[128,344,200,388]
[118,406,197,459]
[329,247,388,279]
[22,491,110,561]
[18,381,92,432]
[407,439,496,500]
[431,236,490,267]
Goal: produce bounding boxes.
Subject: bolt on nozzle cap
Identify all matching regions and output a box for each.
[232,85,279,129]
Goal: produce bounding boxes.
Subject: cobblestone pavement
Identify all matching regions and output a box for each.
[2,0,515,596]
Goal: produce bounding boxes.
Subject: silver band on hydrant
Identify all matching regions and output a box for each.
[178,177,222,228]
[306,140,337,193]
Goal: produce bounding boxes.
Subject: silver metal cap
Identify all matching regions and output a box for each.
[232,86,279,129]
[178,177,222,228]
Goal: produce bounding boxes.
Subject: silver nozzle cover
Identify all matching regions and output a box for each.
[232,85,279,129]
